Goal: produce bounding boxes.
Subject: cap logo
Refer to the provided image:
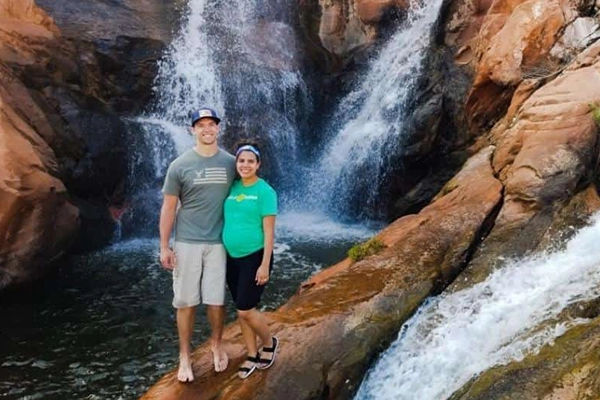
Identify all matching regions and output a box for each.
[199,109,213,118]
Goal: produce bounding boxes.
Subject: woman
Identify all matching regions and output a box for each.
[222,142,279,379]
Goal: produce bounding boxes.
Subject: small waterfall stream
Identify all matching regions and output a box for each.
[305,0,445,217]
[356,215,600,400]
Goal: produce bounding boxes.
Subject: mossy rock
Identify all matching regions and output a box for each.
[450,317,600,400]
[589,103,600,128]
[348,238,386,262]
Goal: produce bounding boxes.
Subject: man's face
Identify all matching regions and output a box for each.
[191,118,219,145]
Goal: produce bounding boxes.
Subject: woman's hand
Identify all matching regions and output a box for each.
[255,263,270,286]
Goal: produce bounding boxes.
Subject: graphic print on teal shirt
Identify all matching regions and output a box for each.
[223,178,277,258]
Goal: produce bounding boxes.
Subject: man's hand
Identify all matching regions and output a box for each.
[255,264,269,286]
[160,246,176,270]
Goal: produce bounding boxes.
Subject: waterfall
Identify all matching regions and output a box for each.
[153,0,224,123]
[355,215,600,400]
[305,0,445,217]
[148,0,309,178]
[125,0,310,235]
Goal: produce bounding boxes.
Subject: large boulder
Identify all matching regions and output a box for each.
[0,0,78,289]
[457,39,600,286]
[141,147,502,399]
[0,0,168,290]
[465,0,576,131]
[315,0,408,56]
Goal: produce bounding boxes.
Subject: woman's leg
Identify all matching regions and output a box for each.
[238,308,272,348]
[234,249,277,373]
[238,311,258,356]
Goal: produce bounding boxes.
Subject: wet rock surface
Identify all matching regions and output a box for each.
[450,317,600,400]
[35,0,184,43]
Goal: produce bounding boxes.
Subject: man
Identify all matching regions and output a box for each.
[159,107,236,382]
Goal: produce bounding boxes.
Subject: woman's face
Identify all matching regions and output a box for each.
[236,150,260,179]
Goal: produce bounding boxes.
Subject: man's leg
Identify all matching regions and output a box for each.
[177,306,196,382]
[206,305,228,371]
[172,242,203,382]
[202,244,229,372]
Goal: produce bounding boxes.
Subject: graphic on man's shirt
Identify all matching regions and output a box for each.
[193,168,229,185]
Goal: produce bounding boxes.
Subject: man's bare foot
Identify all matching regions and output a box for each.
[211,345,229,372]
[177,356,194,382]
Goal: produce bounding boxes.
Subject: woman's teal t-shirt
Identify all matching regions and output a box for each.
[222,178,277,258]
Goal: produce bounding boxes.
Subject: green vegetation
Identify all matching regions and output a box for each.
[348,237,386,261]
[589,102,600,128]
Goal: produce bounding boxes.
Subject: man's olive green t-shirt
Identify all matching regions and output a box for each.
[222,178,278,258]
[162,148,236,244]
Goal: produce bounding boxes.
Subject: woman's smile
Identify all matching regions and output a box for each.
[236,151,260,179]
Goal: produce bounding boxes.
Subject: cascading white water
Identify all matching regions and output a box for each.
[154,0,224,123]
[307,0,445,215]
[145,0,308,179]
[355,214,600,400]
[125,0,311,235]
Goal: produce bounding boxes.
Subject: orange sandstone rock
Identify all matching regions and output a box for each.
[456,40,600,287]
[465,0,575,131]
[355,0,408,24]
[0,0,78,289]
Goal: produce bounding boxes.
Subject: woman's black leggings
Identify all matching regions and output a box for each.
[226,248,273,311]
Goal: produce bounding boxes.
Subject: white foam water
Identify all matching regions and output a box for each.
[356,214,600,400]
[277,211,380,244]
[152,0,225,123]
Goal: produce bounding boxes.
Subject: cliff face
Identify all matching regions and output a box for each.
[0,0,78,289]
[0,0,168,291]
[144,0,600,398]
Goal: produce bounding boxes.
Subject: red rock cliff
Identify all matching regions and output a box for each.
[0,0,78,289]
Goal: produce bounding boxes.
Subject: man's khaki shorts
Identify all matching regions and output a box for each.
[172,242,226,308]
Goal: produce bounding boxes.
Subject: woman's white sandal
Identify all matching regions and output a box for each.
[238,354,258,379]
[257,337,278,370]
